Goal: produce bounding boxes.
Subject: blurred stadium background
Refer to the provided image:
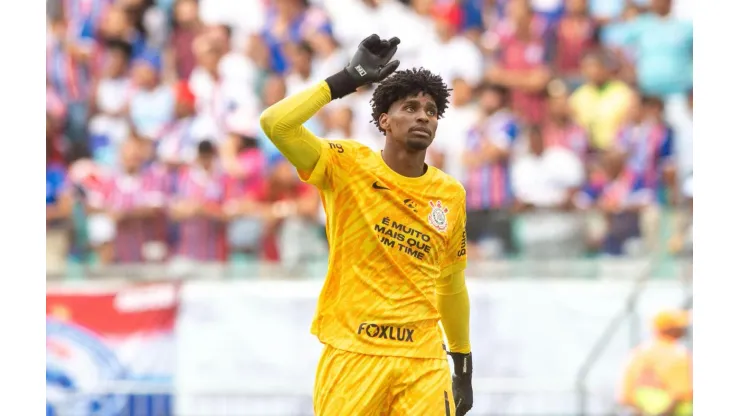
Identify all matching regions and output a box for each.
[46,0,693,415]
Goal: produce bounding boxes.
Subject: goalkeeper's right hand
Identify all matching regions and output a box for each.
[450,352,473,416]
[325,34,400,100]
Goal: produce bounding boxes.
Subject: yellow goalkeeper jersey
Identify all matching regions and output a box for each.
[300,139,467,360]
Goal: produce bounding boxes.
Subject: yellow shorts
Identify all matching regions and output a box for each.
[314,345,454,416]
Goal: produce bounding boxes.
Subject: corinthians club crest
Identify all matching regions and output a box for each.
[428,200,449,232]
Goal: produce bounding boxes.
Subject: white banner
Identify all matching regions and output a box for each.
[175,279,690,416]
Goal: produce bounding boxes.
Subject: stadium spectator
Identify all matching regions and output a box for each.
[512,124,586,257]
[47,129,72,275]
[486,0,553,125]
[207,24,261,106]
[44,0,693,266]
[96,139,168,263]
[99,4,147,60]
[614,96,677,202]
[258,159,323,266]
[89,39,134,168]
[47,12,93,145]
[170,140,229,262]
[462,84,519,259]
[429,77,479,181]
[619,309,693,416]
[305,32,347,82]
[569,50,634,150]
[577,150,653,256]
[554,0,598,90]
[284,41,319,96]
[417,1,484,88]
[165,0,203,81]
[221,112,268,256]
[260,0,333,74]
[129,49,175,140]
[608,0,693,97]
[541,86,590,160]
[156,80,200,169]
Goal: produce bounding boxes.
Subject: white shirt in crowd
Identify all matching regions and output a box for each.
[430,104,479,182]
[324,0,432,66]
[188,58,258,142]
[199,0,266,50]
[415,35,484,87]
[512,147,585,207]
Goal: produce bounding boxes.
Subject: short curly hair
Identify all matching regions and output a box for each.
[370,68,451,133]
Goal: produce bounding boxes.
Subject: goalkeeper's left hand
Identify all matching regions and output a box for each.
[450,352,473,416]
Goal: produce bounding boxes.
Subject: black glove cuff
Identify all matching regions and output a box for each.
[325,69,358,100]
[450,352,473,379]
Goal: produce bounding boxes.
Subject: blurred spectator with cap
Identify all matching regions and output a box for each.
[486,0,554,125]
[569,49,634,151]
[462,83,520,259]
[619,308,692,416]
[512,124,586,257]
[129,49,175,140]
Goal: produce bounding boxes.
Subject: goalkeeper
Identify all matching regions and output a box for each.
[260,34,473,416]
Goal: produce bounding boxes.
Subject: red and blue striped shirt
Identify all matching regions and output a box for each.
[615,122,674,190]
[464,110,520,211]
[172,165,230,262]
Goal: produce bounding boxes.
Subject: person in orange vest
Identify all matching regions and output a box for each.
[619,309,693,416]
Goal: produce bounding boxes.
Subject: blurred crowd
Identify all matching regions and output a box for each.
[46,0,693,274]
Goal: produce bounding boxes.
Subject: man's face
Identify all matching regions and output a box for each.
[105,50,128,78]
[581,56,608,85]
[651,0,672,15]
[451,79,473,107]
[198,153,215,171]
[380,92,439,152]
[479,88,504,114]
[285,43,312,74]
[102,8,129,37]
[120,140,143,172]
[529,130,544,156]
[174,0,199,26]
[132,62,157,89]
[565,0,587,15]
[601,150,626,179]
[548,95,570,120]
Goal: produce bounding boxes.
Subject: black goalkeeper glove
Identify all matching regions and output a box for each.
[325,34,401,100]
[450,352,473,416]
